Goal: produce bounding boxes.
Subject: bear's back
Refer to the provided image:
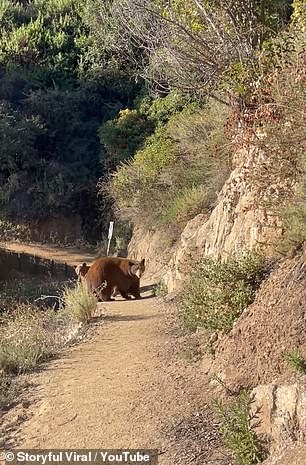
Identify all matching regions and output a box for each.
[85,257,137,291]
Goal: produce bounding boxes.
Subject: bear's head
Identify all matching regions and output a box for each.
[129,258,145,279]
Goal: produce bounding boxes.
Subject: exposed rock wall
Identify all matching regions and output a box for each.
[163,143,285,292]
[128,226,178,282]
[252,381,306,464]
[129,142,283,292]
[251,381,306,450]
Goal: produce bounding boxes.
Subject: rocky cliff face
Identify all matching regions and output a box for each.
[129,141,284,292]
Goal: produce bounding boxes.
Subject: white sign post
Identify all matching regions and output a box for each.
[106,221,114,256]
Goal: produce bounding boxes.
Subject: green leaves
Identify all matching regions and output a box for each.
[0,0,138,238]
[179,251,265,331]
[214,390,266,465]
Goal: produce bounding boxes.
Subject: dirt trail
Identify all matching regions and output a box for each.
[0,241,97,267]
[1,243,221,464]
[15,297,175,453]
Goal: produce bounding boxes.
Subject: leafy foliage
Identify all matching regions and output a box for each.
[0,0,139,240]
[0,0,303,250]
[284,348,306,373]
[214,390,266,465]
[107,98,231,238]
[179,252,265,331]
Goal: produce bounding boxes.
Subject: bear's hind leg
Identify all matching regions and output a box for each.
[98,281,114,302]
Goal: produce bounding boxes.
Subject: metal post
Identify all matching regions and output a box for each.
[107,221,114,256]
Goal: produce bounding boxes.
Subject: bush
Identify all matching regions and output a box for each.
[61,282,97,323]
[214,390,266,465]
[284,348,306,373]
[108,99,231,238]
[137,91,192,126]
[0,219,31,242]
[108,128,176,222]
[161,186,206,230]
[0,305,60,375]
[100,108,154,167]
[179,251,265,331]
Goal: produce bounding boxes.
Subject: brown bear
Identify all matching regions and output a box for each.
[74,262,90,283]
[83,257,145,301]
[74,262,118,300]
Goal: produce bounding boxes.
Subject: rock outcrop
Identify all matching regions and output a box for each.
[251,381,306,462]
[162,144,283,292]
[129,142,284,292]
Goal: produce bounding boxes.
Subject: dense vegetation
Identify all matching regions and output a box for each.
[102,0,304,246]
[179,251,266,331]
[0,0,304,250]
[0,0,140,241]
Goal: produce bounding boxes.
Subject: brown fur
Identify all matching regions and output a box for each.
[84,257,145,302]
[74,262,119,301]
[74,262,90,283]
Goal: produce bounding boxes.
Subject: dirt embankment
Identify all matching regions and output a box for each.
[210,257,306,391]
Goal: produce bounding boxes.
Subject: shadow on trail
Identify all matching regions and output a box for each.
[137,294,155,300]
[140,283,157,293]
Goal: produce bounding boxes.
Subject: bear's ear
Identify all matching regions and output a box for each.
[82,262,87,267]
[74,265,77,269]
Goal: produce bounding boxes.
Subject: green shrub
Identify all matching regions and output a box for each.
[179,251,265,331]
[108,99,231,238]
[154,281,168,297]
[100,108,154,165]
[161,186,206,230]
[214,390,266,465]
[61,282,97,323]
[284,348,306,373]
[109,128,176,222]
[0,305,60,374]
[137,91,192,126]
